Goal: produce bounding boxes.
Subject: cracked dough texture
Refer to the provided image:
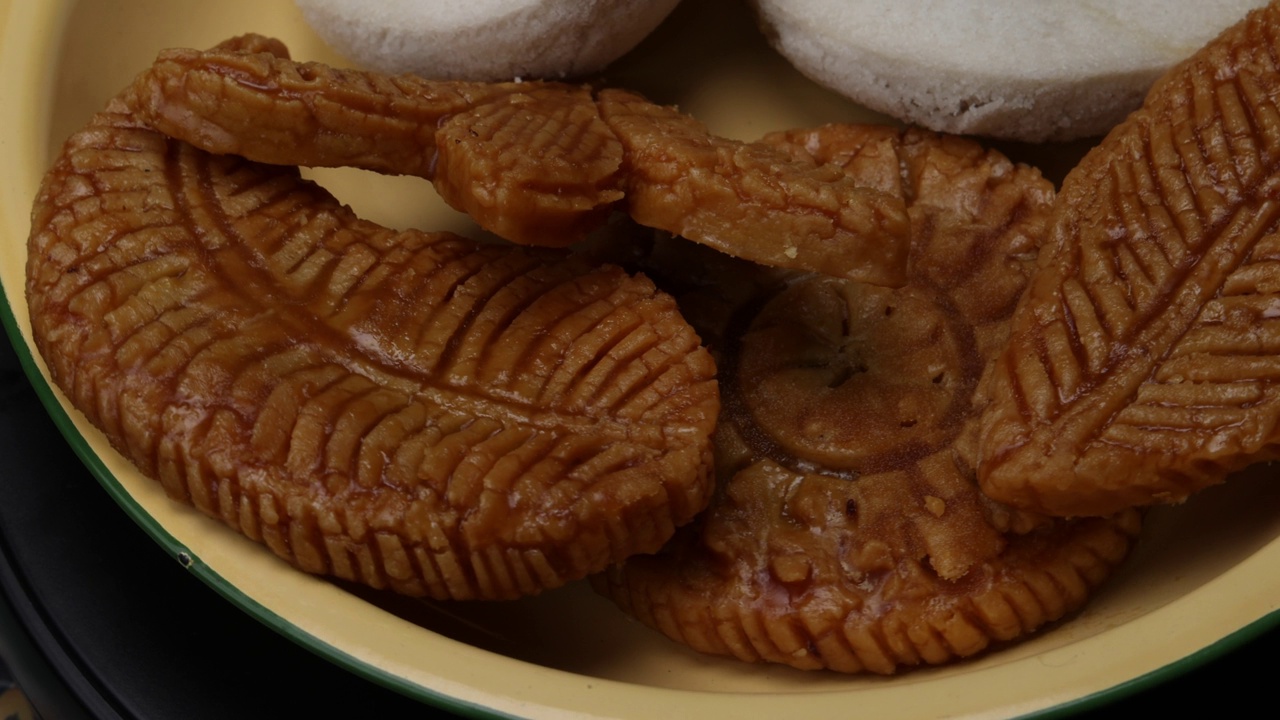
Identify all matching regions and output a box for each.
[751,0,1268,141]
[295,0,683,81]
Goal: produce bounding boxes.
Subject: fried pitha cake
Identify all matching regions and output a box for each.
[979,1,1280,517]
[26,36,719,601]
[131,36,910,286]
[595,125,1142,674]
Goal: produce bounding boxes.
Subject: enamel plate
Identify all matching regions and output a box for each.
[2,1,1280,717]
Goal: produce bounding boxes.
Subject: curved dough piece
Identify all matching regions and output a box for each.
[26,37,719,601]
[132,38,911,285]
[131,42,626,248]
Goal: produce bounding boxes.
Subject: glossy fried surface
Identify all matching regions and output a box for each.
[132,37,910,285]
[26,44,719,601]
[595,125,1141,673]
[979,2,1280,517]
[598,90,910,286]
[133,38,625,247]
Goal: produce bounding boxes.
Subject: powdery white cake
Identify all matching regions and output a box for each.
[752,0,1269,141]
[295,0,682,81]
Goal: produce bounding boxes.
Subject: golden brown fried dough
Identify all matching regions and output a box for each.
[595,126,1141,674]
[131,37,910,285]
[132,38,625,247]
[26,44,719,600]
[979,1,1280,517]
[597,90,910,287]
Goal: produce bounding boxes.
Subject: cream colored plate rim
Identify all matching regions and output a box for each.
[3,1,1280,718]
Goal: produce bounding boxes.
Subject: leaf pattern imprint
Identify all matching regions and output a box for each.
[979,1,1280,517]
[26,36,719,601]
